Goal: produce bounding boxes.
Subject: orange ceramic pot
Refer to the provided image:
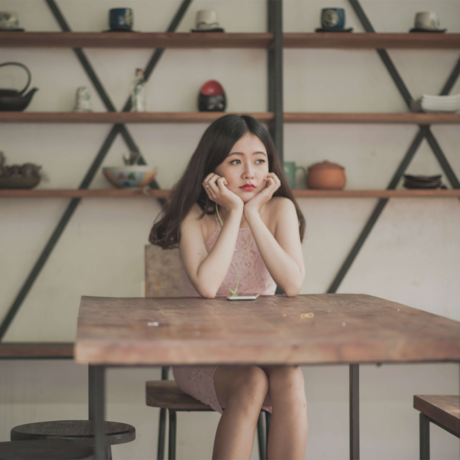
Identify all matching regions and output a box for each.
[307,160,346,190]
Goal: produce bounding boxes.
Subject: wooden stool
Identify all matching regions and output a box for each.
[144,245,270,460]
[0,440,94,460]
[11,420,135,460]
[414,395,460,459]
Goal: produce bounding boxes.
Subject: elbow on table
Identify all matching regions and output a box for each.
[280,278,304,297]
[197,286,217,299]
[284,287,301,297]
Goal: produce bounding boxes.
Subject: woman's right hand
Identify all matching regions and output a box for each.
[202,173,243,213]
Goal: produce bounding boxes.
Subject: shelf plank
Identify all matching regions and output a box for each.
[0,32,272,49]
[292,190,460,197]
[0,112,274,123]
[284,33,460,49]
[0,189,170,198]
[1,32,459,49]
[1,112,459,124]
[0,342,74,359]
[1,189,459,198]
[285,113,460,124]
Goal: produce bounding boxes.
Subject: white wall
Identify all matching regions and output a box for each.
[0,0,459,459]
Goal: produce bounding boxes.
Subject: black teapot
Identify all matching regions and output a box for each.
[0,62,38,111]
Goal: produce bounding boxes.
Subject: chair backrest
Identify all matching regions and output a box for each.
[145,244,184,297]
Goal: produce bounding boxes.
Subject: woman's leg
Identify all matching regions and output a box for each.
[212,366,269,460]
[261,365,308,460]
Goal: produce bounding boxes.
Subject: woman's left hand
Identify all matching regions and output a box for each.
[244,172,281,215]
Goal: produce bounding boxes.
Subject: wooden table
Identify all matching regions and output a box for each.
[75,294,460,460]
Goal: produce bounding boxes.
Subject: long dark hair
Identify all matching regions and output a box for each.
[149,114,306,249]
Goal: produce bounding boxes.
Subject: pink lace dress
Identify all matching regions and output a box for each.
[173,214,277,414]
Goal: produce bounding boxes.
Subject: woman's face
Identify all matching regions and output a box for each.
[214,132,270,203]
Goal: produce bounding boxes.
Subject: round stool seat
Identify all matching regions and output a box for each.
[11,420,135,446]
[0,440,94,460]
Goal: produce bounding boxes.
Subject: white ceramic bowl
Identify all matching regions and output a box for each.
[103,165,156,189]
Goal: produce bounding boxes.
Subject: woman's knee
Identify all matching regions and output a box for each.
[229,366,269,406]
[268,366,307,406]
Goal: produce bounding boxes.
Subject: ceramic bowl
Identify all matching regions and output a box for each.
[0,176,40,189]
[103,166,156,189]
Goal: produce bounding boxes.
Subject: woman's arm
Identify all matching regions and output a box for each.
[180,203,243,298]
[245,197,305,297]
[180,173,244,298]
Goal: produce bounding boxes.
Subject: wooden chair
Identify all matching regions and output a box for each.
[414,395,460,459]
[0,440,94,460]
[144,244,270,460]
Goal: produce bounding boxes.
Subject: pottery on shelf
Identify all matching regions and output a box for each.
[74,86,93,112]
[191,10,225,33]
[198,80,226,112]
[103,165,156,189]
[403,174,445,189]
[0,11,24,31]
[0,62,38,111]
[307,160,346,190]
[0,151,41,189]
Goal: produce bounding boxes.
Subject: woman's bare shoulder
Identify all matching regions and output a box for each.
[183,203,214,242]
[266,196,295,217]
[182,202,200,219]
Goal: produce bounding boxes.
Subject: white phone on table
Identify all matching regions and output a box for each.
[226,294,259,301]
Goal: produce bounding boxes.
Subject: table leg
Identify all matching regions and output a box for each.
[350,364,359,460]
[89,365,107,460]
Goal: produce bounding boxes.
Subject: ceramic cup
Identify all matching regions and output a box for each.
[0,11,19,30]
[196,10,220,31]
[283,162,307,189]
[321,8,345,29]
[109,8,133,31]
[74,86,92,112]
[414,11,440,31]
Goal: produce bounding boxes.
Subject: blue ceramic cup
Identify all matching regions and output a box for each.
[109,8,133,30]
[321,8,345,29]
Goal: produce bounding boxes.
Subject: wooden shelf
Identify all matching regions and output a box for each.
[283,33,460,49]
[292,190,460,198]
[1,32,459,49]
[0,342,74,359]
[285,113,460,124]
[0,32,272,49]
[0,112,274,123]
[1,189,459,198]
[1,112,459,124]
[0,189,170,198]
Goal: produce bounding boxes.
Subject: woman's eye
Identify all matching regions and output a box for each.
[229,159,265,165]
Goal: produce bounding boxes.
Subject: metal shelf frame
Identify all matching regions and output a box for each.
[0,0,191,339]
[1,0,459,343]
[0,0,284,337]
[327,0,460,294]
[1,2,459,459]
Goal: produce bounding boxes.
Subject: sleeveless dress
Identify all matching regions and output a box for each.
[173,214,277,414]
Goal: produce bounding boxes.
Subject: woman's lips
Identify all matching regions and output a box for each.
[240,185,255,191]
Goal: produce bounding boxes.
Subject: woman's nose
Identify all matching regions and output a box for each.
[243,165,255,179]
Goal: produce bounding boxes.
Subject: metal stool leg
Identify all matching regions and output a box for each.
[420,413,430,460]
[157,408,167,460]
[168,409,177,460]
[157,366,169,460]
[265,411,271,453]
[107,445,112,460]
[257,412,266,460]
